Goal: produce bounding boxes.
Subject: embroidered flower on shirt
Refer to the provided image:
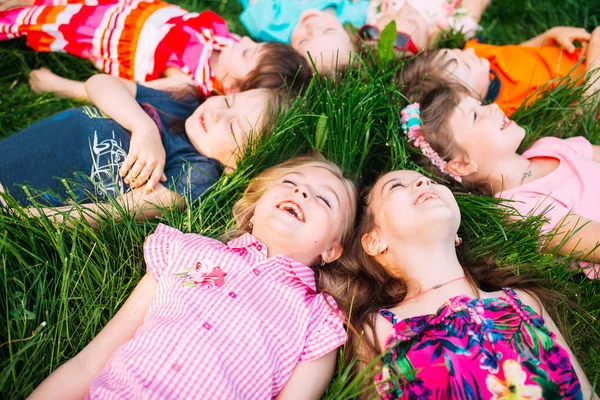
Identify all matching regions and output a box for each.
[175,259,227,289]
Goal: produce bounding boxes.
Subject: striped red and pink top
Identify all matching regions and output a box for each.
[0,0,235,96]
[87,223,347,399]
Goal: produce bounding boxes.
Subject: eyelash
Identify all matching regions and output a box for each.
[390,182,404,189]
[317,195,331,208]
[224,98,231,108]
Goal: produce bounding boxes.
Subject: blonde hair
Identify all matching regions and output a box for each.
[224,153,358,260]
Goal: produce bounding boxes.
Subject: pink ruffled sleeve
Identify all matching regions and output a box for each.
[143,223,184,279]
[561,136,593,159]
[299,294,348,363]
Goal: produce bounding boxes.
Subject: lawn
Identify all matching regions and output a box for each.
[0,0,599,398]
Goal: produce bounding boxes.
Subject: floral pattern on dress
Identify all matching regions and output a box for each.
[375,288,582,400]
[174,259,227,288]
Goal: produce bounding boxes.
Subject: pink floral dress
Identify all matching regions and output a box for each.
[376,288,582,399]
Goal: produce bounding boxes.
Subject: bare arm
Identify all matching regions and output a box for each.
[275,350,338,400]
[520,26,591,52]
[514,290,598,400]
[28,274,158,400]
[25,183,184,229]
[459,0,490,22]
[592,144,600,162]
[546,214,600,263]
[585,27,600,98]
[85,74,167,192]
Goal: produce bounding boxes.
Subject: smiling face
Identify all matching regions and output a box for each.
[447,96,525,177]
[366,171,461,248]
[290,9,354,75]
[185,89,274,172]
[436,48,491,98]
[251,164,353,266]
[215,37,264,92]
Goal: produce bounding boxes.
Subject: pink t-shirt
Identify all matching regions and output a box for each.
[495,136,600,277]
[87,224,347,399]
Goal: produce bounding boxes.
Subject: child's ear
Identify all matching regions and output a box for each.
[361,232,383,257]
[321,243,343,264]
[447,155,478,177]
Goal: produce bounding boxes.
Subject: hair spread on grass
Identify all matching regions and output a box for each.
[239,42,313,96]
[399,77,494,195]
[337,175,560,384]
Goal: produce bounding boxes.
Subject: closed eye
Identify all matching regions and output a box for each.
[224,97,231,108]
[390,182,405,190]
[317,195,331,208]
[283,179,296,186]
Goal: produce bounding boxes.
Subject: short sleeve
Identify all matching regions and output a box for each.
[239,0,296,43]
[164,157,222,204]
[135,84,200,121]
[143,223,184,279]
[561,136,593,159]
[505,192,570,234]
[299,294,348,363]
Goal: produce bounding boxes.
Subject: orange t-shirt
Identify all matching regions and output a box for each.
[464,39,587,116]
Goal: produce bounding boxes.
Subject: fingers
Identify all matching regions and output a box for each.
[125,161,146,188]
[144,167,163,194]
[119,153,137,179]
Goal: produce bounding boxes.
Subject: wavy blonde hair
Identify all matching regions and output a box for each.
[224,153,358,266]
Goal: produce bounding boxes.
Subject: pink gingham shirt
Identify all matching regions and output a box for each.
[87,223,347,399]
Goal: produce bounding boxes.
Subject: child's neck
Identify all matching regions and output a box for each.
[210,51,223,80]
[486,153,559,193]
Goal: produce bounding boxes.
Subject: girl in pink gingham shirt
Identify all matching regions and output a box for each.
[29,154,357,399]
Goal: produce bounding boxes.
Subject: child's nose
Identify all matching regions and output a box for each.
[412,176,431,188]
[294,186,311,200]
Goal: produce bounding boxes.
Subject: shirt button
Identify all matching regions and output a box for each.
[256,244,263,251]
[172,364,181,372]
[203,322,212,330]
[253,268,260,276]
[229,292,237,298]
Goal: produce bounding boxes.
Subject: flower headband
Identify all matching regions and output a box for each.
[401,103,462,182]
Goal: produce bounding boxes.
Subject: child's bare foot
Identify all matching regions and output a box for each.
[29,68,89,101]
[0,0,34,11]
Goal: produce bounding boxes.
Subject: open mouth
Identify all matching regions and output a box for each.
[413,192,440,205]
[276,201,306,222]
[500,116,512,130]
[199,114,208,133]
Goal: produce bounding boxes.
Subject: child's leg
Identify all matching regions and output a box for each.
[29,68,89,101]
[0,0,33,11]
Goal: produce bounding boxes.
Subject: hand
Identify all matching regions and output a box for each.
[546,26,592,53]
[120,123,167,194]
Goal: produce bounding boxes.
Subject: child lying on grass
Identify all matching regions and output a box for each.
[28,154,357,399]
[402,26,600,116]
[239,0,489,75]
[398,81,600,277]
[0,0,311,100]
[0,74,285,227]
[344,169,596,399]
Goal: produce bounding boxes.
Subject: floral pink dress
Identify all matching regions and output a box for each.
[376,288,582,399]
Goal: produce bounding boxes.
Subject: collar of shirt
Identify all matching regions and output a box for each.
[227,233,317,293]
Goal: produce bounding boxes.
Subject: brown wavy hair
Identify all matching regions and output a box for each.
[340,174,560,381]
[240,42,313,96]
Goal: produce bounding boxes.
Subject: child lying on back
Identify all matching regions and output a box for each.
[402,26,600,116]
[0,0,311,100]
[239,0,489,75]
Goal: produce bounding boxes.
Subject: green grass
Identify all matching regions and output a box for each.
[1,0,600,398]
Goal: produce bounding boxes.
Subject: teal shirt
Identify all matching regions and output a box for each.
[239,0,369,43]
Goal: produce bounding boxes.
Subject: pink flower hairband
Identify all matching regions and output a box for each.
[401,103,462,182]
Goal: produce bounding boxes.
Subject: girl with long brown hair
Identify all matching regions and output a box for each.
[344,170,595,399]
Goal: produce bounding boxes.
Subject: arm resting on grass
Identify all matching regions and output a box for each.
[28,273,158,400]
[592,144,600,162]
[514,290,598,400]
[275,350,338,400]
[545,213,600,263]
[25,183,184,229]
[585,27,600,97]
